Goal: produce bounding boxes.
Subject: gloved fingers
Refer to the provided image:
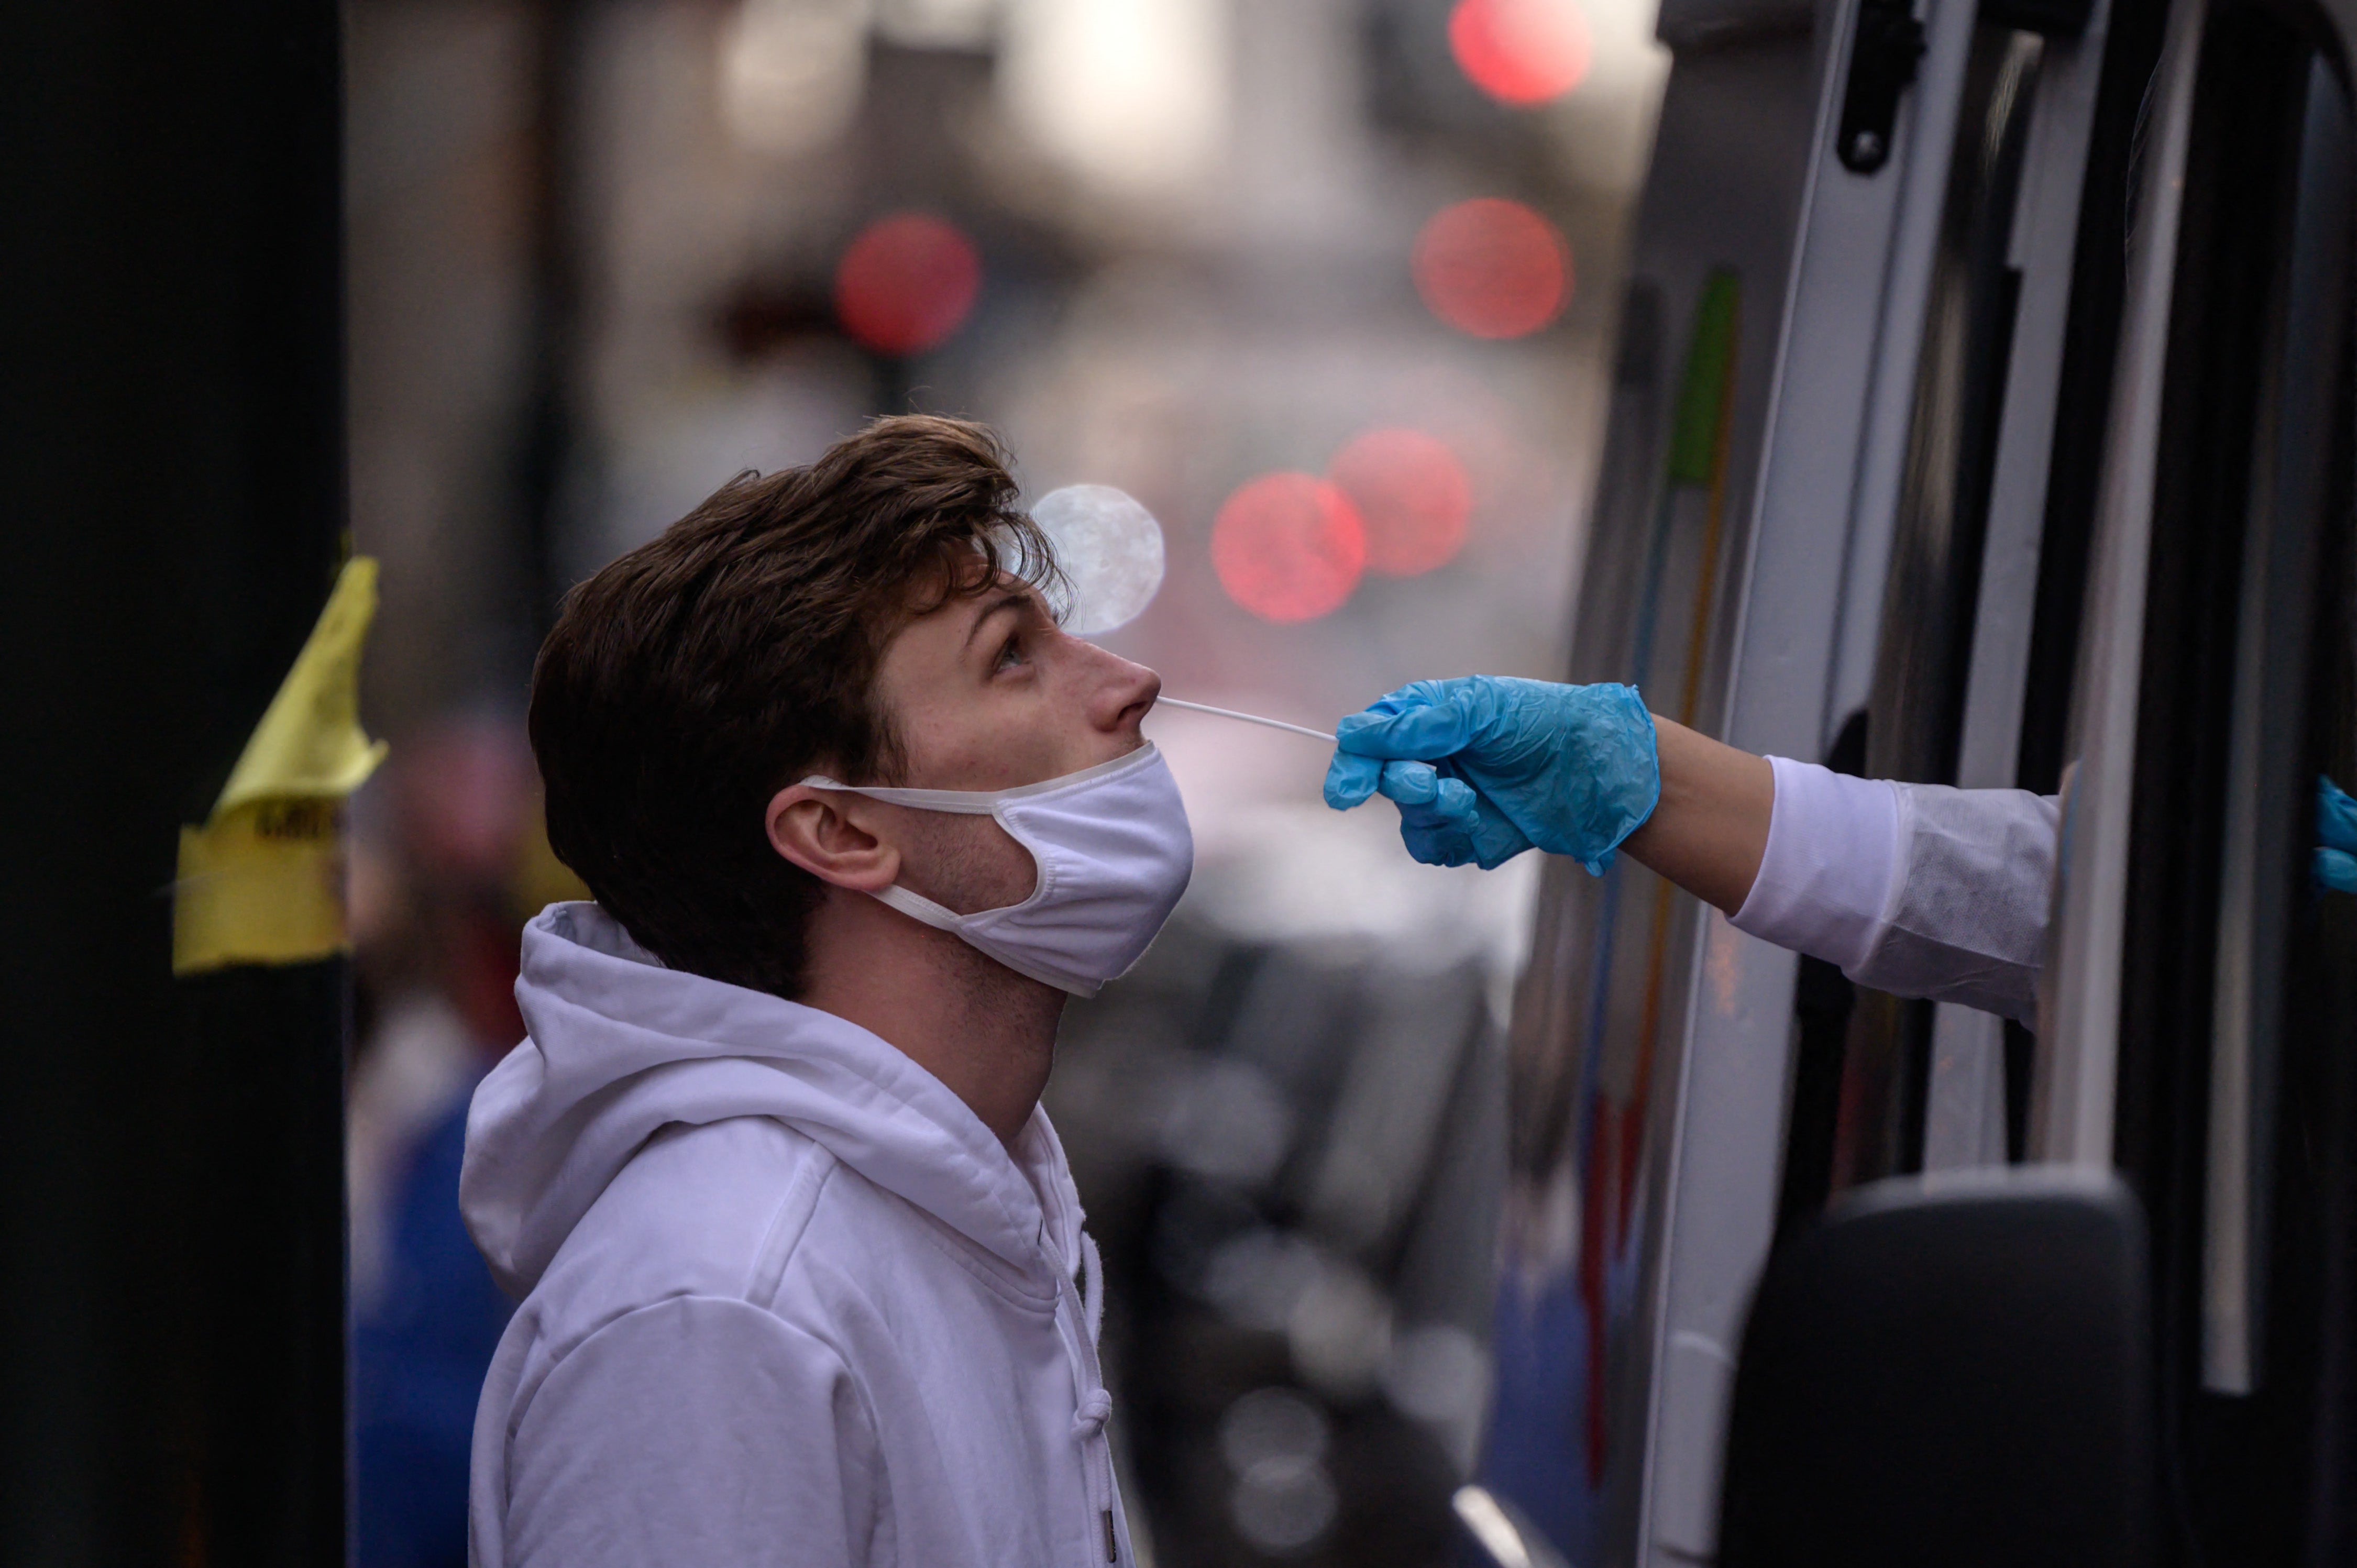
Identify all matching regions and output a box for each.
[2319,774,2357,854]
[1392,774,1482,867]
[2319,847,2357,895]
[1334,683,1479,761]
[1323,749,1386,810]
[1356,679,1442,712]
[1400,816,1479,868]
[1394,776,1478,830]
[1474,838,1535,871]
[1371,759,1463,807]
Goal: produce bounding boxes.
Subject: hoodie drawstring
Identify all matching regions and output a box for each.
[1057,1229,1119,1561]
[1080,1231,1106,1345]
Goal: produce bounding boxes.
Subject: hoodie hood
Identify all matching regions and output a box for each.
[462,901,1080,1298]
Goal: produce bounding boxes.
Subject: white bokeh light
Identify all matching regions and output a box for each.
[997,0,1227,201]
[718,0,868,159]
[1032,483,1165,636]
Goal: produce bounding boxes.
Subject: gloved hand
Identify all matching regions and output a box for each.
[1324,677,1660,873]
[2319,775,2357,893]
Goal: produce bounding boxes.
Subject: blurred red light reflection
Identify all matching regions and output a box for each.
[1327,428,1472,576]
[1449,0,1593,105]
[833,213,981,357]
[1210,473,1367,623]
[1412,198,1571,340]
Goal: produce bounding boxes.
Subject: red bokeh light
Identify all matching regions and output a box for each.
[833,213,981,357]
[1210,472,1367,623]
[1412,198,1571,339]
[1327,428,1472,576]
[1449,0,1593,105]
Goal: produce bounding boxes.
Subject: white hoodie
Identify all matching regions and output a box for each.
[462,902,1132,1568]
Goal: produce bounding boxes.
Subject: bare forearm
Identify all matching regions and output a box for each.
[1618,716,1771,914]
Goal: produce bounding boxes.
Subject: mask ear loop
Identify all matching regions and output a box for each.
[791,777,1056,954]
[795,777,1000,814]
[796,743,1161,813]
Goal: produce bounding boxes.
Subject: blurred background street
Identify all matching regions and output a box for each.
[339,2,1667,1561]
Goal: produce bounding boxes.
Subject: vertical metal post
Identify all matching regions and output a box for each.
[0,1,349,1561]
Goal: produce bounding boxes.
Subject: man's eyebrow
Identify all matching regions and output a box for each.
[961,589,1034,653]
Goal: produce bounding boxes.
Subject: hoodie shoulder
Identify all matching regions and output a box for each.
[467,902,1058,1296]
[524,1116,839,1350]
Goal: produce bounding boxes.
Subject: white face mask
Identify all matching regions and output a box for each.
[798,743,1193,997]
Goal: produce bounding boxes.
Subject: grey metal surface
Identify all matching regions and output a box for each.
[2033,0,2208,1166]
[1841,19,2045,1187]
[1616,35,1833,1566]
[1950,0,2112,794]
[1488,23,1827,1568]
[1923,0,2113,1172]
[1822,0,1990,744]
[1658,0,1816,51]
[1864,25,2043,791]
[1922,1005,2009,1169]
[2200,60,2350,1396]
[1643,0,2009,1557]
[1498,0,2142,1550]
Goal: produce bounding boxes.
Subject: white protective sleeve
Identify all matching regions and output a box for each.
[498,1295,887,1568]
[1730,755,2060,1028]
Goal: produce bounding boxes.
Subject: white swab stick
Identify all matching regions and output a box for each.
[1154,697,1337,743]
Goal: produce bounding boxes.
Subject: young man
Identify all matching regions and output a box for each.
[463,416,1187,1566]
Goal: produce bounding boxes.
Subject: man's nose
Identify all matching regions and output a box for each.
[1088,648,1161,733]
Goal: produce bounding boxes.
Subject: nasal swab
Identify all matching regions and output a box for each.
[1155,697,1336,743]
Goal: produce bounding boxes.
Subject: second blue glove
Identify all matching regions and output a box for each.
[2319,774,2357,893]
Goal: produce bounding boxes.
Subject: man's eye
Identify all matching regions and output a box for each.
[994,635,1029,673]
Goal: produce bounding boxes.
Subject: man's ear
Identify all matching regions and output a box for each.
[766,785,900,892]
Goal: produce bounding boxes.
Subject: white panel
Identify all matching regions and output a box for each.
[1643,914,1796,1564]
[1649,1329,1739,1560]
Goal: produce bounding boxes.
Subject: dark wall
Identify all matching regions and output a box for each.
[0,2,348,1562]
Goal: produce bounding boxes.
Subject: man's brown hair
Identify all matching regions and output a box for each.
[530,415,1059,998]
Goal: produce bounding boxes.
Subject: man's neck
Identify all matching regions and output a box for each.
[795,887,1065,1152]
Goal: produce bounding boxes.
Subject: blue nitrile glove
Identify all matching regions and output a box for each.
[2319,775,2357,893]
[1324,677,1661,874]
[1346,754,1529,869]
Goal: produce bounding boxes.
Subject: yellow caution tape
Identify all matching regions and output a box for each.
[173,559,389,976]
